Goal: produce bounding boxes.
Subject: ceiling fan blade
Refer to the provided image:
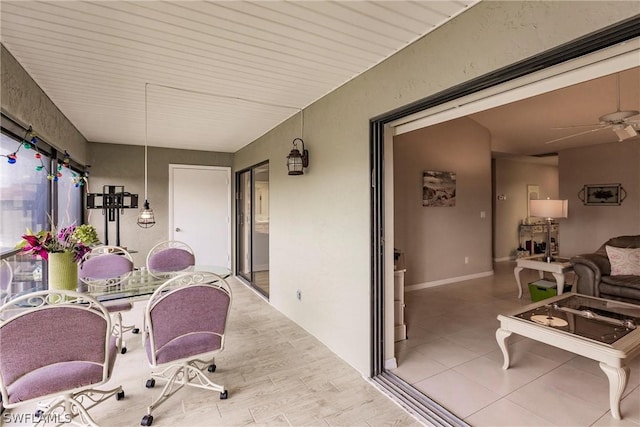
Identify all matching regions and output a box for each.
[550,123,601,130]
[544,125,611,144]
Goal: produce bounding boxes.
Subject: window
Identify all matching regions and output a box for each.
[1,125,86,299]
[57,164,83,228]
[0,132,49,252]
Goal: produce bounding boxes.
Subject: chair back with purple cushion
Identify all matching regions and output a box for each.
[146,241,195,279]
[79,246,134,291]
[0,290,114,406]
[144,272,231,366]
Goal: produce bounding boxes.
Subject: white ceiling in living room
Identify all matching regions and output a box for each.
[0,0,478,153]
[469,66,640,157]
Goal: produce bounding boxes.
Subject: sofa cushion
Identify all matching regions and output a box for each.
[605,245,640,276]
[599,275,640,304]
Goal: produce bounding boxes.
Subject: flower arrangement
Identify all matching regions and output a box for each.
[17,223,100,262]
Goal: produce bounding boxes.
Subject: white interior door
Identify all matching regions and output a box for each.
[169,165,231,268]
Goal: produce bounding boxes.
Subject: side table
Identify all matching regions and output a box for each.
[513,255,573,299]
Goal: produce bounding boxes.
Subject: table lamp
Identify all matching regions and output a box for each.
[529,198,568,263]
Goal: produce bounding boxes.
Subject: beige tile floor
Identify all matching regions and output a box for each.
[392,261,640,426]
[3,277,421,427]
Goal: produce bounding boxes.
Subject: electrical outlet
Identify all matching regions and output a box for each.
[296,290,302,301]
[464,256,469,264]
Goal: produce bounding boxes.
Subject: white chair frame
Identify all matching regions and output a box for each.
[0,290,124,426]
[79,245,133,291]
[140,271,232,426]
[79,245,137,354]
[145,240,195,280]
[0,259,13,305]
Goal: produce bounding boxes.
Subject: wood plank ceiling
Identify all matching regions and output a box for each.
[1,1,478,152]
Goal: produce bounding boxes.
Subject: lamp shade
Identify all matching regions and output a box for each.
[137,200,156,228]
[529,199,568,219]
[286,148,304,175]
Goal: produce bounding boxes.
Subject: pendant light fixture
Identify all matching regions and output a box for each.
[137,83,155,228]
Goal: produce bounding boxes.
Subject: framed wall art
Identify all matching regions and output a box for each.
[578,183,626,206]
[423,171,456,207]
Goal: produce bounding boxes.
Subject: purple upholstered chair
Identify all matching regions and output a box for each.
[140,271,232,426]
[146,240,195,280]
[79,246,137,354]
[0,290,124,425]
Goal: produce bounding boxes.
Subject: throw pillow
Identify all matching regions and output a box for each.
[605,245,640,276]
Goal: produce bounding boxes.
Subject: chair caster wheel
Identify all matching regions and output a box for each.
[133,328,140,334]
[121,347,127,354]
[141,414,153,426]
[220,390,228,399]
[145,379,155,388]
[116,390,125,400]
[208,364,216,372]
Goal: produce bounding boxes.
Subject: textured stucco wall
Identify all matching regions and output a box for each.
[1,45,88,164]
[233,1,640,375]
[86,143,234,267]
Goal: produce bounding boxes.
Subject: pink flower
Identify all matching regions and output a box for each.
[19,232,50,260]
[16,225,98,263]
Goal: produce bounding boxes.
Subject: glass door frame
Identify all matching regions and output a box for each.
[235,160,269,297]
[369,19,639,424]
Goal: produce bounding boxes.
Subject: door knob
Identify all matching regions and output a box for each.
[175,227,181,232]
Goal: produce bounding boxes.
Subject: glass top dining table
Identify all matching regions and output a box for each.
[84,265,232,302]
[6,265,232,304]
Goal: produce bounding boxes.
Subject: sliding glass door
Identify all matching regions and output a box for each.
[236,162,269,297]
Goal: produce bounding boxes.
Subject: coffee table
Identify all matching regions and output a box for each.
[496,293,640,420]
[514,255,573,299]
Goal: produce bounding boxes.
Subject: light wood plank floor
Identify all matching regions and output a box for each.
[4,277,422,427]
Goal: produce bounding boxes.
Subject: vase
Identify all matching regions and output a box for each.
[48,252,78,292]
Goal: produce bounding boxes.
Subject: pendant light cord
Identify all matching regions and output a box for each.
[144,83,149,201]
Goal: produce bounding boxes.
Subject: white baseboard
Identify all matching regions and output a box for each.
[384,358,398,370]
[405,270,494,292]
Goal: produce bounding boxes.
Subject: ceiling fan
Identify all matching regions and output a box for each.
[545,73,640,144]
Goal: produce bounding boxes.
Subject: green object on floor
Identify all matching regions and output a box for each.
[528,279,571,302]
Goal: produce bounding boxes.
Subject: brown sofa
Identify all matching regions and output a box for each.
[570,235,640,305]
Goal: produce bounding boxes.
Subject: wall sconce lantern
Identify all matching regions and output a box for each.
[286,138,309,175]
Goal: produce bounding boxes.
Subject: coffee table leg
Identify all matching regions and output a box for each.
[599,362,629,420]
[552,272,566,295]
[496,328,512,369]
[513,267,524,299]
